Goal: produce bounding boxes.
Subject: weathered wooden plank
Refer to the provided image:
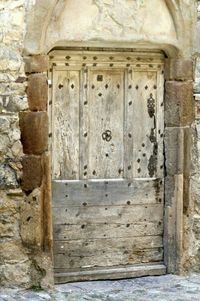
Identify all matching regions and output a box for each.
[54,263,166,283]
[131,71,158,178]
[79,67,89,180]
[87,69,125,179]
[52,70,80,180]
[54,247,163,269]
[54,235,163,268]
[52,179,164,206]
[54,235,163,252]
[53,221,163,240]
[124,68,134,179]
[156,68,165,178]
[52,204,164,225]
[50,50,165,64]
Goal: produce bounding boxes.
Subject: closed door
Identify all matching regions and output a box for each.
[49,51,166,283]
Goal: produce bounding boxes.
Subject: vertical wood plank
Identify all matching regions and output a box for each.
[87,69,125,179]
[131,70,158,178]
[52,70,80,180]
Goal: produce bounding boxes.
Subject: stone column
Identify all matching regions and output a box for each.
[19,55,53,287]
[164,59,194,273]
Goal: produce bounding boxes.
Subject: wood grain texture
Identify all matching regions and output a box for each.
[54,263,166,283]
[54,221,163,241]
[52,179,164,207]
[51,51,165,281]
[52,70,80,180]
[53,203,164,225]
[87,69,124,179]
[130,71,158,178]
[54,236,163,269]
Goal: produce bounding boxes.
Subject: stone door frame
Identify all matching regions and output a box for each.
[19,47,194,280]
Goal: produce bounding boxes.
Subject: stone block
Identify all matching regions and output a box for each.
[165,58,193,81]
[165,127,184,176]
[165,81,194,127]
[41,153,53,252]
[31,253,54,289]
[0,241,31,287]
[21,155,42,191]
[20,188,43,249]
[19,112,48,155]
[24,55,48,73]
[27,74,48,111]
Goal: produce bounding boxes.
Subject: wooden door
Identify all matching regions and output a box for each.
[49,51,166,283]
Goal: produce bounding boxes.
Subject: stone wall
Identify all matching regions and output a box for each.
[0,1,52,288]
[187,0,200,272]
[0,0,199,288]
[0,0,30,287]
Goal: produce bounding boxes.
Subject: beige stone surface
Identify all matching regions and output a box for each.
[27,73,48,111]
[20,188,43,249]
[19,112,48,155]
[0,0,199,289]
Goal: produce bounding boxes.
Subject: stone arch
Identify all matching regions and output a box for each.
[24,0,190,57]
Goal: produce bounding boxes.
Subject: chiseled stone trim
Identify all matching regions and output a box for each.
[27,73,48,111]
[164,58,193,81]
[19,111,48,155]
[21,155,42,191]
[165,81,194,127]
[24,55,49,74]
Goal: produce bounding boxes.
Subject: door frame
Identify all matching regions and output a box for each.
[21,46,194,283]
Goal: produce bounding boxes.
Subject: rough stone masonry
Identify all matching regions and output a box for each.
[0,0,200,289]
